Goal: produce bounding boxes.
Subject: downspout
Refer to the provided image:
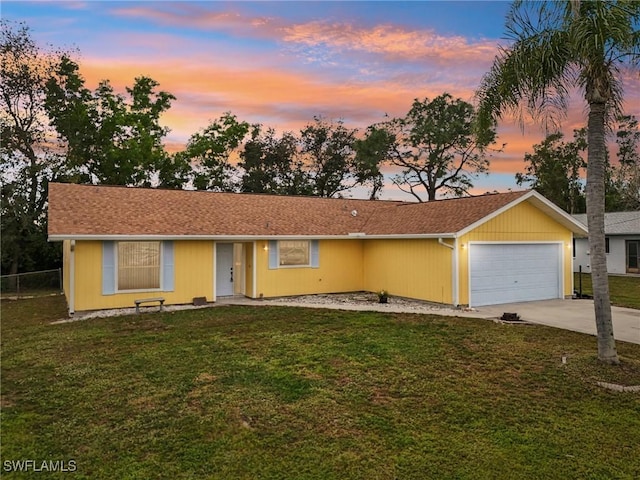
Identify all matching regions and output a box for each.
[69,240,75,315]
[452,238,459,307]
[212,242,217,303]
[438,238,454,249]
[438,238,458,306]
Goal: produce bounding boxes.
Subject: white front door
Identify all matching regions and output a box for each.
[216,243,234,297]
[469,243,562,307]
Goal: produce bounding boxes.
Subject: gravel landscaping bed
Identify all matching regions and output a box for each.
[266,292,474,315]
[51,303,211,323]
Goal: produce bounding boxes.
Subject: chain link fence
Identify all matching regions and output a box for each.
[1,269,63,297]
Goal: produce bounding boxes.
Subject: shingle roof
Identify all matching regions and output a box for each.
[572,212,640,235]
[47,183,550,239]
[362,191,530,234]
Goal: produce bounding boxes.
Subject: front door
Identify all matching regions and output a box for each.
[216,243,234,297]
[627,240,639,274]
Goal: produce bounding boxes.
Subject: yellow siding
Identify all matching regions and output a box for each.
[255,240,364,298]
[62,240,71,306]
[457,201,573,305]
[175,241,214,302]
[233,245,244,295]
[363,239,453,304]
[244,242,255,298]
[73,240,214,311]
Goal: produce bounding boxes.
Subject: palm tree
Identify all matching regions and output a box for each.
[476,1,640,364]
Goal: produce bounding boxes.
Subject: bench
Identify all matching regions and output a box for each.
[134,297,165,314]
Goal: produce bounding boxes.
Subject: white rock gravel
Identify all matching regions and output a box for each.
[264,292,475,316]
[51,303,212,324]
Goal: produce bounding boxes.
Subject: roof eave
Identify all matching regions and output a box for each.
[48,233,457,242]
[525,191,590,236]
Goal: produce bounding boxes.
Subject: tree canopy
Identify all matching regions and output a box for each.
[239,126,309,195]
[179,112,250,192]
[238,118,388,198]
[382,94,499,201]
[1,21,72,274]
[46,56,176,187]
[609,114,640,211]
[516,129,587,214]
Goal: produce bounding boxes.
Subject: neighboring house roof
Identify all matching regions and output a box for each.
[572,212,640,235]
[47,183,587,240]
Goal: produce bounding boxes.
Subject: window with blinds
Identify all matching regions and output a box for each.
[117,241,161,290]
[278,240,310,266]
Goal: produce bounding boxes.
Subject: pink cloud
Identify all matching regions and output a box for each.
[282,21,497,66]
[110,4,282,39]
[110,4,497,72]
[80,53,423,133]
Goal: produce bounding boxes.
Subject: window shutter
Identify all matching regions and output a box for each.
[311,240,319,268]
[162,241,175,291]
[102,241,116,295]
[269,240,278,269]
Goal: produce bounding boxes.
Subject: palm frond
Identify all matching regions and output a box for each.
[476,0,640,134]
[477,25,573,133]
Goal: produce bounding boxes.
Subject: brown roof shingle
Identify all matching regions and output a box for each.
[47,183,531,238]
[362,191,531,234]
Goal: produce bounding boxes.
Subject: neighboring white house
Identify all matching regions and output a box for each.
[573,211,640,275]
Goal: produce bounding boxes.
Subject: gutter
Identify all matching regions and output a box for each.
[48,233,458,242]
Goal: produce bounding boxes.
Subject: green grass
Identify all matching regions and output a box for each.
[2,295,640,479]
[574,273,640,309]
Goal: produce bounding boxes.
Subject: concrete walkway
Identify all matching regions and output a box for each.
[219,296,640,345]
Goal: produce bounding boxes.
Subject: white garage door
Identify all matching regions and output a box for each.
[469,243,562,307]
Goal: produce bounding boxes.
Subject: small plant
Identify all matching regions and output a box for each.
[377,290,388,304]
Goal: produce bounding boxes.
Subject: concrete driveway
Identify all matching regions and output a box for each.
[475,299,640,345]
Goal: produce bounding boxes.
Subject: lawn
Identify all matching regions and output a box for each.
[574,273,640,309]
[2,295,640,479]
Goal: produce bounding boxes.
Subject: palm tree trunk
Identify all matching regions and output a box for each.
[586,101,619,364]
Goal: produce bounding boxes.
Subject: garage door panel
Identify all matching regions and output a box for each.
[469,243,561,307]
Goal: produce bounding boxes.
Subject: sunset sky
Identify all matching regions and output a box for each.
[4,1,639,200]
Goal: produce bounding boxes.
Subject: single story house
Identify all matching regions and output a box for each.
[572,211,640,275]
[47,183,588,314]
